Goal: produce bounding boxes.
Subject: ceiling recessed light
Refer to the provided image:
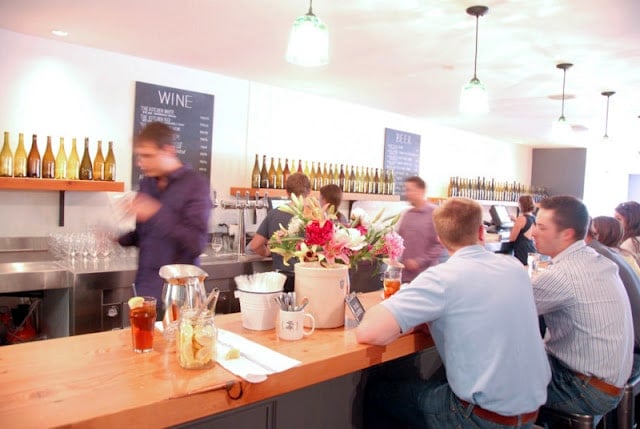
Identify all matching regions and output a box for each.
[51,29,68,37]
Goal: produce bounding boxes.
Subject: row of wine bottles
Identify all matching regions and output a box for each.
[0,132,116,181]
[448,176,548,202]
[250,154,396,195]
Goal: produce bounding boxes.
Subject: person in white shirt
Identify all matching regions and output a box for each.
[357,198,550,429]
[532,195,633,418]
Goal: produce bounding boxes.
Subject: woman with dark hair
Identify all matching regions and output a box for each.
[508,195,537,265]
[593,215,640,277]
[319,184,348,224]
[615,201,640,259]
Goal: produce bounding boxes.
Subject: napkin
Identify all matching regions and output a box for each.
[216,329,301,383]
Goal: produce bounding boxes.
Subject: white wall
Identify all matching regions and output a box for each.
[0,29,532,238]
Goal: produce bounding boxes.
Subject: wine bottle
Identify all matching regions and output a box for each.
[328,164,335,185]
[0,131,13,177]
[79,137,93,180]
[41,136,55,179]
[259,155,269,188]
[54,137,67,179]
[373,168,380,194]
[250,154,260,188]
[27,134,41,178]
[276,158,284,189]
[13,133,27,177]
[283,158,291,187]
[92,140,104,180]
[268,157,276,189]
[297,160,303,174]
[322,163,329,187]
[315,162,322,190]
[349,166,356,193]
[104,141,116,181]
[303,161,310,177]
[66,138,80,180]
[339,165,346,190]
[388,169,395,195]
[364,168,371,194]
[309,161,317,191]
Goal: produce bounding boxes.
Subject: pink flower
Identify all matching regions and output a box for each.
[379,232,404,259]
[305,220,334,246]
[355,225,368,236]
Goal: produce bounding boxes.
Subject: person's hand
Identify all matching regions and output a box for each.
[130,193,162,222]
[404,258,419,271]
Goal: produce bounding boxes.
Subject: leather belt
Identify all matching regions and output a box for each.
[575,372,623,396]
[458,399,539,426]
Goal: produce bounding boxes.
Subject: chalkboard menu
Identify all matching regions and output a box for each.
[132,81,214,188]
[383,128,421,196]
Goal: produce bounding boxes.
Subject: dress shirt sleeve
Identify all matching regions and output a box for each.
[531,269,573,315]
[118,230,138,247]
[382,269,446,333]
[144,178,211,258]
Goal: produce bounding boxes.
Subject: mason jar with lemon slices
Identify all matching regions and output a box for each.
[177,309,217,369]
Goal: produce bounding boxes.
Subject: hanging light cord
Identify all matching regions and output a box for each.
[473,14,480,80]
[560,68,567,120]
[604,95,611,138]
[307,0,314,15]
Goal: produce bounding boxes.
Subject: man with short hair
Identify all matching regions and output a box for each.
[249,173,311,291]
[119,121,212,304]
[532,196,633,417]
[397,176,444,282]
[357,198,550,428]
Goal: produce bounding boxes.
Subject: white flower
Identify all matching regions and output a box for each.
[335,228,367,251]
[287,217,305,236]
[350,208,370,227]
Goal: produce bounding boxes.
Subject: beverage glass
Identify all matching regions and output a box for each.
[278,309,315,341]
[177,309,217,369]
[211,236,223,254]
[129,296,157,353]
[383,267,402,299]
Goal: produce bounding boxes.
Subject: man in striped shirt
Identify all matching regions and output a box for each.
[532,195,633,417]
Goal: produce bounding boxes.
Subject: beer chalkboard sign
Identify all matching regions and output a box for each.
[383,128,421,197]
[132,81,214,188]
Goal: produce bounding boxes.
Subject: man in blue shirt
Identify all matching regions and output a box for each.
[119,122,211,307]
[356,198,550,428]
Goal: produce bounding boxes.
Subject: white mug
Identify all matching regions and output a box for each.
[278,309,315,341]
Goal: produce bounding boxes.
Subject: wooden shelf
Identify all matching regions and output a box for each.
[229,187,401,202]
[0,177,124,192]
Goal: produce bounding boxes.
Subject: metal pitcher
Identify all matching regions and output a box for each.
[159,264,208,339]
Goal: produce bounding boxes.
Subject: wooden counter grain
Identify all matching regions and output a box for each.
[0,292,433,429]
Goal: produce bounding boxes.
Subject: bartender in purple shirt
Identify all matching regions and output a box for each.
[397,176,445,282]
[118,122,212,307]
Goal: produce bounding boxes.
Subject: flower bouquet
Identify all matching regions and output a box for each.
[268,194,404,270]
[268,194,404,328]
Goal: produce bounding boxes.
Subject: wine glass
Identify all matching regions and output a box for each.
[211,236,223,254]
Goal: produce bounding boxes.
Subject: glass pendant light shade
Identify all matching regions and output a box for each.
[459,5,489,115]
[286,3,328,67]
[460,77,489,114]
[551,116,573,142]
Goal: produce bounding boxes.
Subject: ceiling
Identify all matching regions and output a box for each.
[1,0,639,146]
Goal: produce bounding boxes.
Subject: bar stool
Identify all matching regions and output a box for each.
[536,406,599,429]
[609,374,640,429]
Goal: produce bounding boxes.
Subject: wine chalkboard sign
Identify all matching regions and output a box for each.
[383,128,421,197]
[132,81,214,188]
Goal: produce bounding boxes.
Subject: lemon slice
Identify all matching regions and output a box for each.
[225,348,240,360]
[127,296,144,310]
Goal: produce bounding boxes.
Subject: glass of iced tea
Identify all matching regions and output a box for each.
[383,267,402,299]
[128,296,157,353]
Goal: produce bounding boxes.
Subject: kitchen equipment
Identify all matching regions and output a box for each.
[234,271,285,330]
[159,264,208,339]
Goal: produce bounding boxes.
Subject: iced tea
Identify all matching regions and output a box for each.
[129,296,157,353]
[383,267,402,299]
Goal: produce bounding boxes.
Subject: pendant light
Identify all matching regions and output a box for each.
[286,0,329,67]
[460,5,489,115]
[601,91,615,139]
[550,63,573,142]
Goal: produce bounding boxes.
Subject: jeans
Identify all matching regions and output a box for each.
[365,376,537,429]
[543,355,623,416]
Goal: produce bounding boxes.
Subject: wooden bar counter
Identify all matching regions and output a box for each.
[0,292,434,429]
